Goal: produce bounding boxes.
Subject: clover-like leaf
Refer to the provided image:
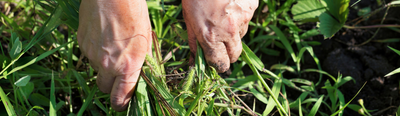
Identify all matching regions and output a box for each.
[292,0,326,22]
[319,13,344,38]
[14,75,31,87]
[324,0,350,23]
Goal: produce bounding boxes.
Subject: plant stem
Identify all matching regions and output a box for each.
[343,24,400,29]
[251,66,288,116]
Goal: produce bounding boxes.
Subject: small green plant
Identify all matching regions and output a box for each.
[385,46,400,77]
[292,0,400,38]
[292,0,350,38]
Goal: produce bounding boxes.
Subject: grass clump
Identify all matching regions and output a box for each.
[2,0,396,115]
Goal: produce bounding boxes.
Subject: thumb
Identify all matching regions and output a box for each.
[109,69,141,112]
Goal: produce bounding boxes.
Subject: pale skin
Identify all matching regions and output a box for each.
[77,0,258,111]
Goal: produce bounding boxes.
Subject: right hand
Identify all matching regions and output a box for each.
[182,0,258,73]
[77,0,152,111]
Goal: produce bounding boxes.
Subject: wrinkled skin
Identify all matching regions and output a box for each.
[77,0,152,111]
[78,0,258,112]
[183,0,258,73]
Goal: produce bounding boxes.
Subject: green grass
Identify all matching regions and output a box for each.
[1,0,394,115]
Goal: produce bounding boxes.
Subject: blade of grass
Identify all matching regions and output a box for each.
[0,86,16,116]
[331,82,367,116]
[206,98,215,115]
[77,85,97,116]
[0,42,70,79]
[0,3,63,79]
[241,42,287,116]
[308,95,324,116]
[49,72,56,116]
[140,71,183,116]
[270,25,297,63]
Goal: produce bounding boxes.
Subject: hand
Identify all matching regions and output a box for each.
[77,0,152,111]
[182,0,258,73]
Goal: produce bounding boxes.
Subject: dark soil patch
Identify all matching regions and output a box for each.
[238,0,400,115]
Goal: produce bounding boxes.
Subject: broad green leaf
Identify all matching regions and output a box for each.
[324,0,350,23]
[14,75,31,87]
[319,13,344,38]
[30,93,50,107]
[9,35,22,59]
[292,0,326,21]
[20,82,34,98]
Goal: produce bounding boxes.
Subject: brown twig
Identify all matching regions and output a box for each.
[140,71,179,116]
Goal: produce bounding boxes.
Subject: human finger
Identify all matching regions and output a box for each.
[96,69,115,94]
[223,34,242,63]
[109,70,140,111]
[199,40,231,73]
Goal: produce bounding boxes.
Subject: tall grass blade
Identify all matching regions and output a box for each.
[241,42,287,116]
[249,85,268,104]
[308,95,324,116]
[140,71,183,116]
[0,42,70,79]
[49,72,56,116]
[242,42,265,71]
[206,98,215,115]
[270,25,296,62]
[77,85,97,116]
[0,86,16,116]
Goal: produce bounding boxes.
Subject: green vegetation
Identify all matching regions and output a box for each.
[0,0,399,116]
